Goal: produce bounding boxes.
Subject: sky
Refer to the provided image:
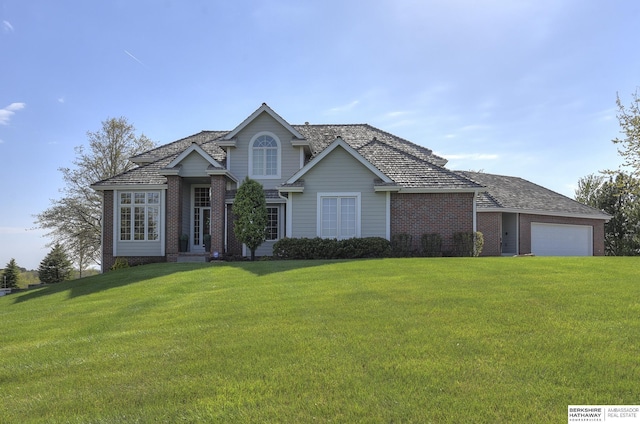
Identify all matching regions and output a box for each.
[1,0,639,270]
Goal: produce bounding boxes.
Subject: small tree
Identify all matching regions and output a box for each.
[232,177,268,261]
[575,172,640,255]
[612,89,640,175]
[3,258,21,288]
[38,244,73,284]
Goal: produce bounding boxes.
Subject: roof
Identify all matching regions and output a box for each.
[460,171,611,219]
[93,121,481,191]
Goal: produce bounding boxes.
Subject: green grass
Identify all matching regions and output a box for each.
[1,257,639,423]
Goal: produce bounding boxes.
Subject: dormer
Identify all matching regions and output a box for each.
[220,103,308,149]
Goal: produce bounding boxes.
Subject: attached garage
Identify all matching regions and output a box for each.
[530,222,593,256]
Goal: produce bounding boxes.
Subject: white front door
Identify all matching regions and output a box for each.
[192,206,211,253]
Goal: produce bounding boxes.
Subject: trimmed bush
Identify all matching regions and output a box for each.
[474,231,484,257]
[421,233,443,257]
[273,237,390,260]
[390,233,413,257]
[111,257,130,270]
[452,232,484,257]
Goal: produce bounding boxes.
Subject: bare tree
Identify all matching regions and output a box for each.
[35,117,154,274]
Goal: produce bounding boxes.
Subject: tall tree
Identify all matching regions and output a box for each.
[232,177,268,261]
[3,258,21,288]
[575,172,640,255]
[35,117,154,273]
[612,89,640,175]
[38,244,73,284]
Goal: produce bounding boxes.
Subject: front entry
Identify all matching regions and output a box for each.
[501,213,518,255]
[191,186,211,253]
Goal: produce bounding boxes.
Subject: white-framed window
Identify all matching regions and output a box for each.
[317,192,361,239]
[119,191,160,241]
[266,206,279,241]
[249,132,281,179]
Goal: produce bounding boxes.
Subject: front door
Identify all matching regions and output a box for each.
[191,186,211,253]
[192,207,211,253]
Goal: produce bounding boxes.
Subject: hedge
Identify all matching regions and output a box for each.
[273,237,391,260]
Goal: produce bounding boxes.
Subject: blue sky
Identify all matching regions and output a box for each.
[1,0,638,270]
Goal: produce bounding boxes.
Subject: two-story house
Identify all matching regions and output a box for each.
[92,104,610,271]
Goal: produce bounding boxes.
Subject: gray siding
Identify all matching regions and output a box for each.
[290,147,387,238]
[228,111,302,189]
[179,151,210,177]
[117,241,163,256]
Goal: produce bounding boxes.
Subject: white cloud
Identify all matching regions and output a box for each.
[0,102,26,125]
[438,153,500,161]
[58,97,65,104]
[2,20,13,32]
[326,100,360,114]
[0,139,4,144]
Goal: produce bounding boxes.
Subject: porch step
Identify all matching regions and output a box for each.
[176,254,208,263]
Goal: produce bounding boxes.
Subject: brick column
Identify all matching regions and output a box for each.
[166,175,182,262]
[210,175,226,255]
[102,190,115,272]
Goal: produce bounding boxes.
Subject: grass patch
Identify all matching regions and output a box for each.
[1,257,639,423]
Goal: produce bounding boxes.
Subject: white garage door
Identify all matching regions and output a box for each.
[531,223,593,256]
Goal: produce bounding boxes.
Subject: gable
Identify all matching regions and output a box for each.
[301,145,386,188]
[177,151,215,177]
[224,103,305,142]
[286,138,392,186]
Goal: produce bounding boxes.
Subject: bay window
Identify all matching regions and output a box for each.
[119,191,160,241]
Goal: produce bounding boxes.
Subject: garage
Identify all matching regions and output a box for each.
[531,223,593,256]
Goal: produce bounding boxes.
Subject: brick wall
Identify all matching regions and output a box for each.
[390,192,474,253]
[102,190,115,271]
[477,212,501,256]
[210,175,226,255]
[165,176,183,261]
[519,214,606,256]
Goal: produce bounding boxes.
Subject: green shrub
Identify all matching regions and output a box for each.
[421,233,443,257]
[474,232,484,257]
[390,233,413,257]
[452,232,484,257]
[273,237,390,260]
[111,257,130,270]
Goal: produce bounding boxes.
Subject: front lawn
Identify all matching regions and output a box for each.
[1,257,638,423]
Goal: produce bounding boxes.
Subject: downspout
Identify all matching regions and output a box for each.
[278,191,290,238]
[224,203,228,254]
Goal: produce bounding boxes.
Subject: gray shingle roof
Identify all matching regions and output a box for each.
[460,171,610,218]
[130,131,228,164]
[94,123,482,190]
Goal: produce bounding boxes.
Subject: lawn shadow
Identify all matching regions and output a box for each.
[220,258,382,276]
[10,263,197,304]
[9,259,385,304]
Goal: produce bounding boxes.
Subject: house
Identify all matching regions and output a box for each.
[92,103,610,271]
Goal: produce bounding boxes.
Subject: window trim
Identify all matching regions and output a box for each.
[316,192,361,239]
[248,131,281,179]
[266,205,280,241]
[117,190,161,242]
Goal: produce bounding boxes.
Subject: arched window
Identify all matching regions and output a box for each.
[250,133,280,178]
